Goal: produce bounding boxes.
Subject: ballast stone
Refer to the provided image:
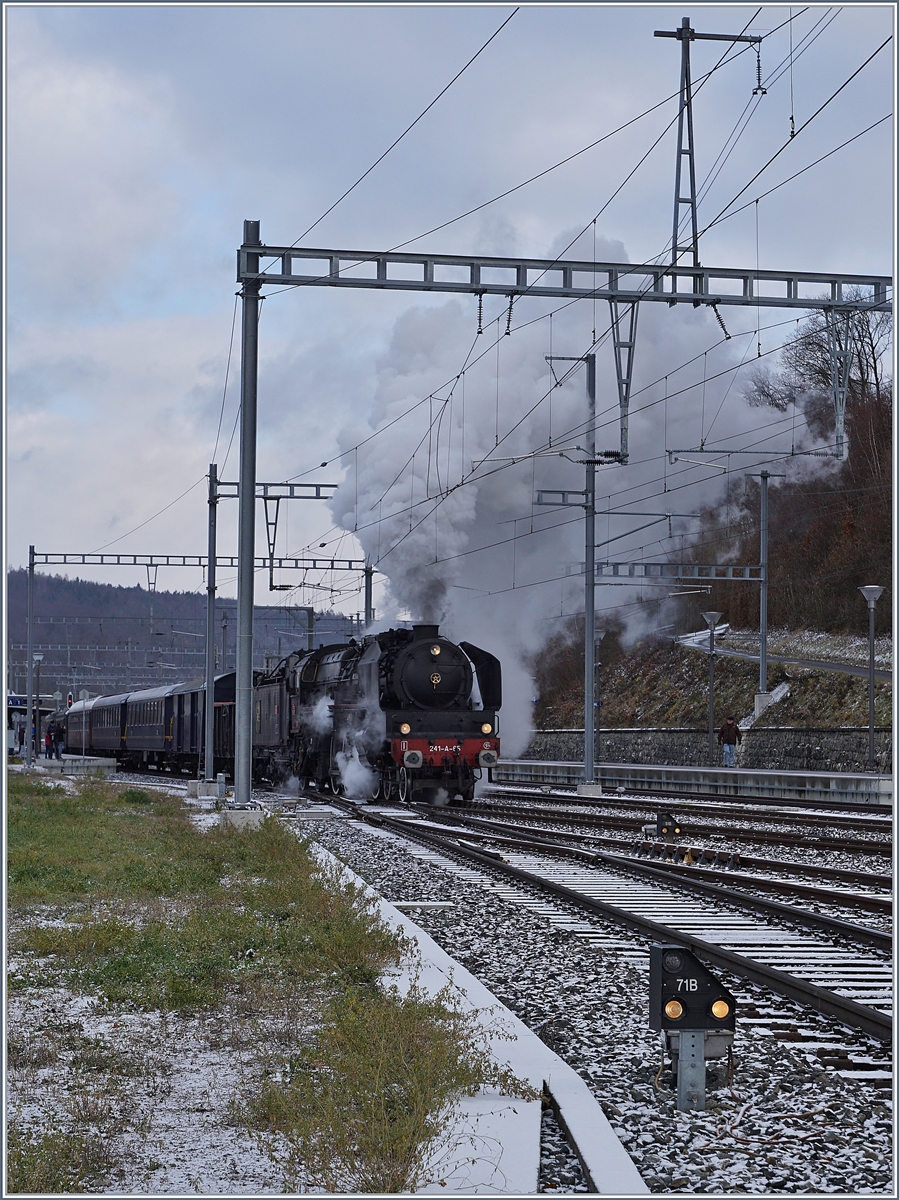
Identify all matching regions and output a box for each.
[308,840,648,1195]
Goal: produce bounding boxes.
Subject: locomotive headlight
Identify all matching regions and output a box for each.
[430,645,441,657]
[481,723,492,734]
[399,723,411,735]
[711,1000,730,1019]
[664,999,684,1020]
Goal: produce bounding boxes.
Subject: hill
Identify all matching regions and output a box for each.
[535,631,892,730]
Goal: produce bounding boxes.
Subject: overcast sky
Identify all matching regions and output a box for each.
[4,3,894,673]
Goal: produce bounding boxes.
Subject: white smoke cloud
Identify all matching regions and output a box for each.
[329,231,835,755]
[335,745,377,800]
[309,694,333,734]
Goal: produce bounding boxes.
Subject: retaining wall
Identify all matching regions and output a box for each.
[524,728,892,775]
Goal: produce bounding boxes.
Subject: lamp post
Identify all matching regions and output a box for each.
[858,586,883,772]
[701,613,722,766]
[33,653,44,761]
[593,627,606,781]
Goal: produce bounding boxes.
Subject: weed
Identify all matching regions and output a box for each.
[241,980,537,1193]
[6,1031,59,1070]
[67,1087,115,1127]
[66,1033,147,1077]
[119,787,153,804]
[6,1121,111,1193]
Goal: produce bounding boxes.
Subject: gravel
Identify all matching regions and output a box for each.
[310,814,894,1195]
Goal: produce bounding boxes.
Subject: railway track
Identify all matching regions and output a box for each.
[344,806,892,1043]
[416,809,892,917]
[456,794,892,857]
[489,783,893,835]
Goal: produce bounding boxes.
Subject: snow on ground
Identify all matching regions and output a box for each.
[7,985,290,1194]
[310,816,894,1196]
[724,628,892,669]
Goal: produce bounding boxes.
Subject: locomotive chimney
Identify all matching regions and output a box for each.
[412,624,440,640]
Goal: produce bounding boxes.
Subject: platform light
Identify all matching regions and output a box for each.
[399,723,411,735]
[481,722,493,734]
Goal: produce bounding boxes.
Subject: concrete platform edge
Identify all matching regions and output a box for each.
[308,839,648,1195]
[497,758,891,805]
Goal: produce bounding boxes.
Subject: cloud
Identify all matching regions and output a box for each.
[5,18,189,319]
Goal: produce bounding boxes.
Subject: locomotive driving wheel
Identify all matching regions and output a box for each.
[396,767,411,805]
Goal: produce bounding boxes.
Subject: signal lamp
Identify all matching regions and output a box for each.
[664,999,684,1020]
[399,723,411,735]
[711,1000,730,1019]
[430,645,441,656]
[481,723,492,734]
[662,950,684,972]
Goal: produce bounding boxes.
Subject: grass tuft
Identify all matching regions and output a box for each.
[241,979,537,1193]
[119,787,153,804]
[6,1122,112,1193]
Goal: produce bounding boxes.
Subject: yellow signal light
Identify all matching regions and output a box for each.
[664,999,684,1019]
[711,1000,730,1019]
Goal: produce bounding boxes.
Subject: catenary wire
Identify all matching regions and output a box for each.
[291,8,520,246]
[286,21,890,568]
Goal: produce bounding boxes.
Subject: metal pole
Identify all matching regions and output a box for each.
[708,624,716,766]
[26,545,34,767]
[234,220,261,805]
[593,629,606,776]
[857,586,882,773]
[672,19,691,267]
[364,565,374,628]
[204,464,218,781]
[868,601,876,772]
[35,659,42,756]
[584,354,596,785]
[702,611,722,766]
[759,471,769,695]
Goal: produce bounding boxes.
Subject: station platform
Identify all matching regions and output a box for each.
[308,836,648,1194]
[23,756,118,778]
[496,758,892,806]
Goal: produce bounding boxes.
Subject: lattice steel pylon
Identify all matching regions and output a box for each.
[655,17,761,303]
[609,299,639,463]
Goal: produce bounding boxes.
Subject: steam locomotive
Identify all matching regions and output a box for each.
[63,624,501,803]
